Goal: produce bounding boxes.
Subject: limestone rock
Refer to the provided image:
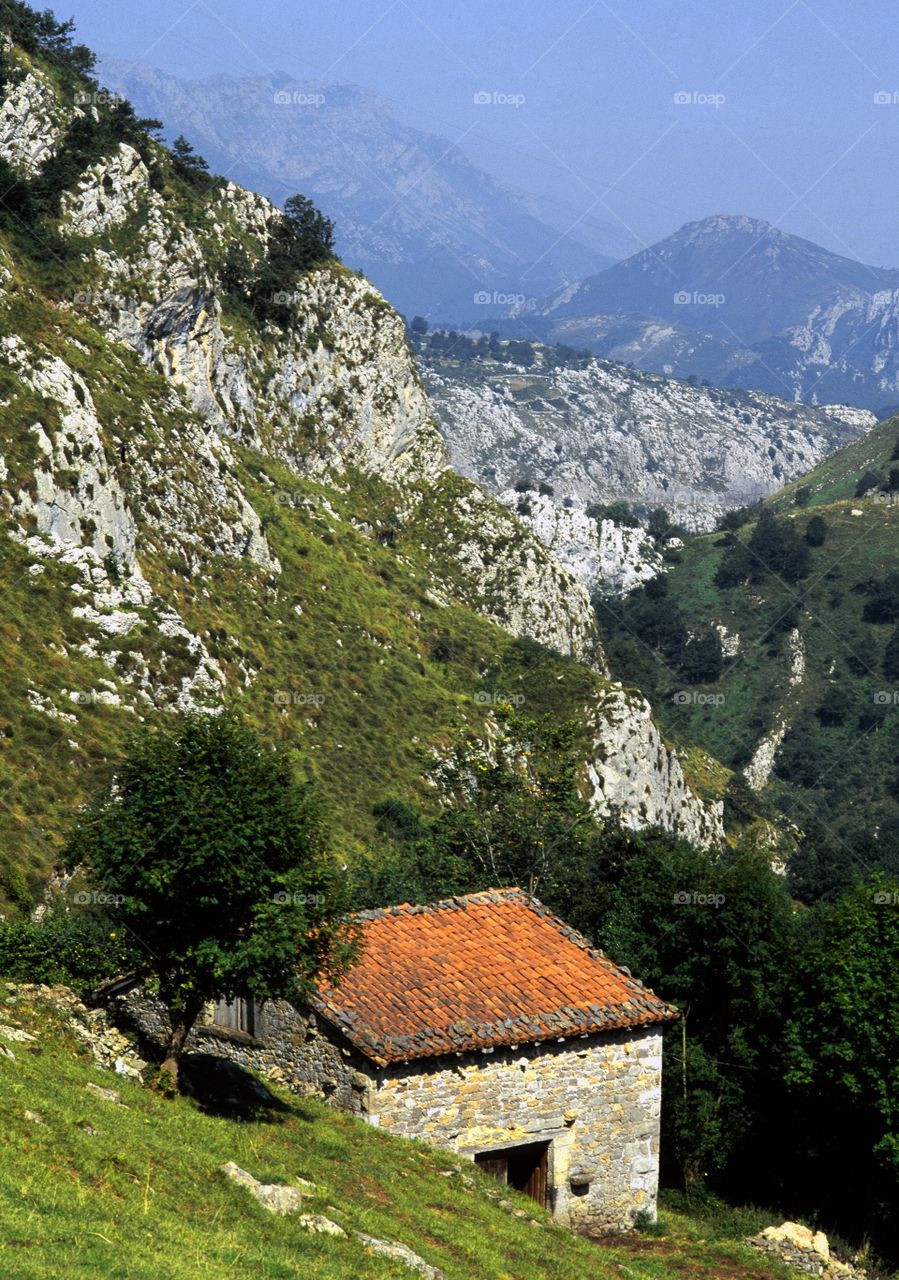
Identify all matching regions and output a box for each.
[85,1082,123,1104]
[354,1232,445,1279]
[297,1214,346,1236]
[748,1221,867,1280]
[220,1161,306,1215]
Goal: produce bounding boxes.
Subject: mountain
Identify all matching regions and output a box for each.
[98,60,613,325]
[0,33,725,905]
[534,214,899,345]
[417,333,873,586]
[521,216,899,412]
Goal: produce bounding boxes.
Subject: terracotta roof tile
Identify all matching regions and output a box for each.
[312,888,677,1066]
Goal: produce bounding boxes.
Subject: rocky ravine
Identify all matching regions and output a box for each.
[0,49,721,848]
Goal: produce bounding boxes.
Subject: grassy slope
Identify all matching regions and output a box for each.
[0,989,793,1280]
[0,296,613,893]
[0,145,619,896]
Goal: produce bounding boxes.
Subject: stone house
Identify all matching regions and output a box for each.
[112,888,676,1232]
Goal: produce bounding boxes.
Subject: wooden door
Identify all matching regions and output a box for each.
[475,1142,548,1207]
[520,1144,548,1207]
[474,1151,509,1183]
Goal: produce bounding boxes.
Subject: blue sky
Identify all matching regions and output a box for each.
[61,0,899,264]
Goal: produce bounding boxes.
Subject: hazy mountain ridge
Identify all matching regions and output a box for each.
[98,60,612,324]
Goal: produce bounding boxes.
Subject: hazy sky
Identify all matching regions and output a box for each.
[60,0,899,265]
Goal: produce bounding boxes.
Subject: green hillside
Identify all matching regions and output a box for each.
[0,986,794,1280]
[600,415,899,894]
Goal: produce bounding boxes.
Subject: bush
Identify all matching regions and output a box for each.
[805,515,827,547]
[0,907,140,998]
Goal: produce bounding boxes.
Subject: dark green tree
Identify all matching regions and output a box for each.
[65,712,354,1088]
[805,514,827,547]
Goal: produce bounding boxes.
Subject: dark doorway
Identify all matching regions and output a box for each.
[475,1141,549,1208]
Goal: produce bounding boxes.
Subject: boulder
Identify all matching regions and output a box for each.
[220,1161,305,1215]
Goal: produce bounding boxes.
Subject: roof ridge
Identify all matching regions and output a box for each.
[353,887,526,922]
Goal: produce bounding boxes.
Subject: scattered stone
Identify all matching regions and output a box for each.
[298,1214,346,1237]
[220,1161,305,1215]
[0,1024,36,1043]
[85,1082,123,1105]
[747,1222,866,1280]
[5,984,146,1079]
[23,1110,45,1124]
[354,1232,445,1279]
[0,1044,16,1062]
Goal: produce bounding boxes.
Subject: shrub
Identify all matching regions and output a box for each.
[0,907,140,998]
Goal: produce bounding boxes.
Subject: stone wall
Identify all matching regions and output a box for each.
[366,1025,663,1233]
[111,990,372,1113]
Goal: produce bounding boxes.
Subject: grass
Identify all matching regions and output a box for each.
[0,226,619,898]
[0,988,798,1280]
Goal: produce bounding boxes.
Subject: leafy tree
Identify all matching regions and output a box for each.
[250,193,336,325]
[748,511,811,583]
[0,905,139,998]
[0,1,95,78]
[409,315,428,335]
[817,683,852,726]
[681,627,724,685]
[863,571,899,623]
[648,507,674,544]
[717,506,753,532]
[587,500,640,528]
[793,486,811,508]
[805,514,827,547]
[170,134,214,187]
[784,879,899,1251]
[714,538,754,588]
[65,713,354,1088]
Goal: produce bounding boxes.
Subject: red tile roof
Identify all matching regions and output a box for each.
[312,888,676,1066]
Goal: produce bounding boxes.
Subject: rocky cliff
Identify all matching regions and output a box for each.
[0,40,723,889]
[422,348,872,588]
